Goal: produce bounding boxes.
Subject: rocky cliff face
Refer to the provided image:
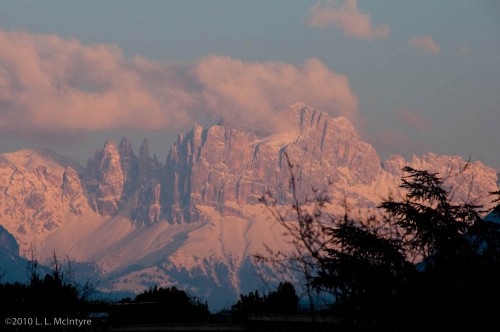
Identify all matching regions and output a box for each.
[130,139,164,226]
[85,139,125,215]
[0,103,498,309]
[282,104,382,205]
[164,124,263,222]
[287,104,381,186]
[61,166,86,215]
[383,153,498,207]
[84,138,164,226]
[165,104,388,222]
[0,149,89,256]
[164,103,498,222]
[119,137,139,197]
[1,104,497,250]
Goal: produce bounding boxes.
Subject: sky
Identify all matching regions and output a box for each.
[0,0,499,170]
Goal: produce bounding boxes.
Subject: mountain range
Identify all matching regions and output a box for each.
[0,103,498,309]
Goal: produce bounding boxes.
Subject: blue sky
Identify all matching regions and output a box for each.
[0,0,499,170]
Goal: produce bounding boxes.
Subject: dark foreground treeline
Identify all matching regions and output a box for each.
[0,266,300,331]
[1,166,500,331]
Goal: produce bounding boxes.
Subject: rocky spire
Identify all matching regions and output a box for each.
[90,139,125,215]
[118,137,139,194]
[61,166,86,215]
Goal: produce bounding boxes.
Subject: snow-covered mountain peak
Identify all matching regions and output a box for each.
[1,103,498,310]
[286,103,355,135]
[0,149,91,257]
[383,153,498,209]
[0,148,82,173]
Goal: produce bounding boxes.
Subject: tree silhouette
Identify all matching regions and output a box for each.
[231,282,299,320]
[379,166,500,329]
[259,163,500,329]
[380,167,481,264]
[265,281,299,314]
[110,285,209,324]
[231,290,266,319]
[314,216,412,308]
[0,252,91,331]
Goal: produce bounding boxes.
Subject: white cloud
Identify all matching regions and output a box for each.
[308,0,389,40]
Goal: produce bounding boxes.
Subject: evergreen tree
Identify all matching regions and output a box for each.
[261,163,500,329]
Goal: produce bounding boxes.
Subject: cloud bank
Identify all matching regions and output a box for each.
[308,0,389,40]
[194,56,358,133]
[0,30,358,138]
[407,36,441,55]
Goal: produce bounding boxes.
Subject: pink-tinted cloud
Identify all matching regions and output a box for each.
[308,0,389,40]
[0,30,359,138]
[194,56,359,133]
[396,108,431,131]
[0,30,186,133]
[407,36,441,55]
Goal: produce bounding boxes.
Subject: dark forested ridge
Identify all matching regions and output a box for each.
[1,166,500,331]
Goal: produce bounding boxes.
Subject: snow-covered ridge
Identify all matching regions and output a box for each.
[0,103,497,310]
